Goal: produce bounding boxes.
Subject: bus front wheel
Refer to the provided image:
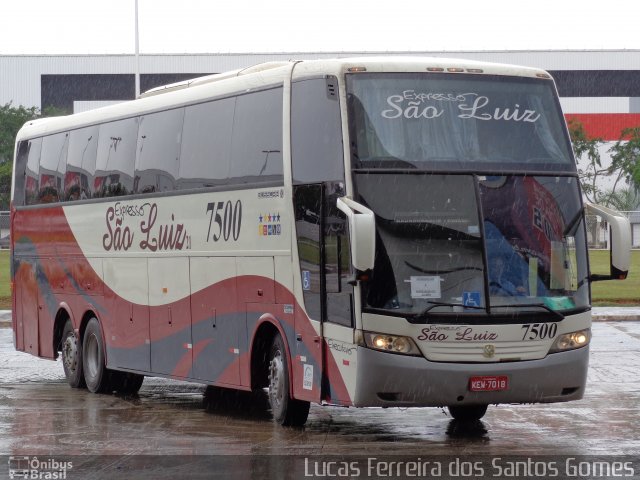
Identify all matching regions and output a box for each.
[82,318,111,393]
[61,319,85,388]
[268,334,310,427]
[447,404,488,421]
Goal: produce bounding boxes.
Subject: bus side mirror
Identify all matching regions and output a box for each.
[336,196,375,271]
[585,202,631,281]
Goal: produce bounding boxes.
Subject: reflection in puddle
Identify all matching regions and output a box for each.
[202,386,272,422]
[446,419,490,441]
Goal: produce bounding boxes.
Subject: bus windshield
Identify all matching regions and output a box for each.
[356,173,589,317]
[347,73,574,172]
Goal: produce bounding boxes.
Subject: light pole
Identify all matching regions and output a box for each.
[134,0,140,98]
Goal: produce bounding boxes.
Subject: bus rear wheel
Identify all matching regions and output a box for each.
[447,404,488,421]
[82,317,112,393]
[61,319,85,388]
[268,334,310,427]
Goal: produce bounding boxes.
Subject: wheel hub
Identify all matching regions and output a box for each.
[268,351,285,408]
[63,335,78,372]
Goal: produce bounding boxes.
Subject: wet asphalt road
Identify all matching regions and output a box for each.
[0,322,639,478]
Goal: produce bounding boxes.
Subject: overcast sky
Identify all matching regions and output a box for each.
[2,0,640,54]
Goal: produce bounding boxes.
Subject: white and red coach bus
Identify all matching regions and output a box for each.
[10,57,631,426]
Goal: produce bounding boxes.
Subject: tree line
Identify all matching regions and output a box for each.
[569,119,640,211]
[0,103,639,211]
[0,103,67,209]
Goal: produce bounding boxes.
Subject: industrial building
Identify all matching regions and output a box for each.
[2,50,639,134]
[1,50,639,245]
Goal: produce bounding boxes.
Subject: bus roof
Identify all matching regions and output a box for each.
[16,56,552,141]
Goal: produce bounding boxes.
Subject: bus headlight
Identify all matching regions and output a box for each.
[362,332,420,356]
[549,329,591,353]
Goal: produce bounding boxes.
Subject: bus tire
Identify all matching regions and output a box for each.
[111,371,144,395]
[268,334,310,427]
[61,319,85,388]
[447,404,488,421]
[82,317,111,393]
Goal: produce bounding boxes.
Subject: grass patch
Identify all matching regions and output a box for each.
[0,249,638,309]
[589,249,640,305]
[0,250,10,309]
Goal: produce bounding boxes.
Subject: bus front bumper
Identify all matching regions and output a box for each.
[353,345,589,407]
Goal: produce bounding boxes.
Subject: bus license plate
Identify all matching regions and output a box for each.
[469,376,509,392]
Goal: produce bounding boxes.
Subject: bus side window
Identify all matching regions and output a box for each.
[13,140,30,207]
[324,182,350,294]
[229,87,283,185]
[178,98,234,190]
[39,132,68,203]
[65,125,98,201]
[294,184,323,322]
[135,108,184,194]
[95,117,138,197]
[324,182,353,327]
[291,76,344,185]
[24,138,42,205]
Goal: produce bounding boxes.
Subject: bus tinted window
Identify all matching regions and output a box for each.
[95,117,138,197]
[39,133,69,203]
[24,138,42,205]
[13,141,29,207]
[66,125,98,201]
[135,108,184,194]
[292,77,344,184]
[230,88,283,184]
[178,97,235,189]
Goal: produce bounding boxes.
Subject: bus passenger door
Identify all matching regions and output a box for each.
[293,184,324,403]
[291,75,353,404]
[293,183,354,403]
[322,185,355,405]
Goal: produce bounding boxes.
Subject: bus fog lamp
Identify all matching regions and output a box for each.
[549,329,591,353]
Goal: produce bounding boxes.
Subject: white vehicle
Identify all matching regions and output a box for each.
[11,57,631,426]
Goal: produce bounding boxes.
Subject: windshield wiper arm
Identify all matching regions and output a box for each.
[414,301,485,319]
[414,301,565,321]
[405,261,483,275]
[491,303,565,321]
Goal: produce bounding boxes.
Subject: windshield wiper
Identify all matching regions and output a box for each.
[413,301,566,321]
[405,261,483,275]
[356,156,418,169]
[490,303,565,321]
[414,301,485,319]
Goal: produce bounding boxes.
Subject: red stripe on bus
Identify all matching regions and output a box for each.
[565,113,640,141]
